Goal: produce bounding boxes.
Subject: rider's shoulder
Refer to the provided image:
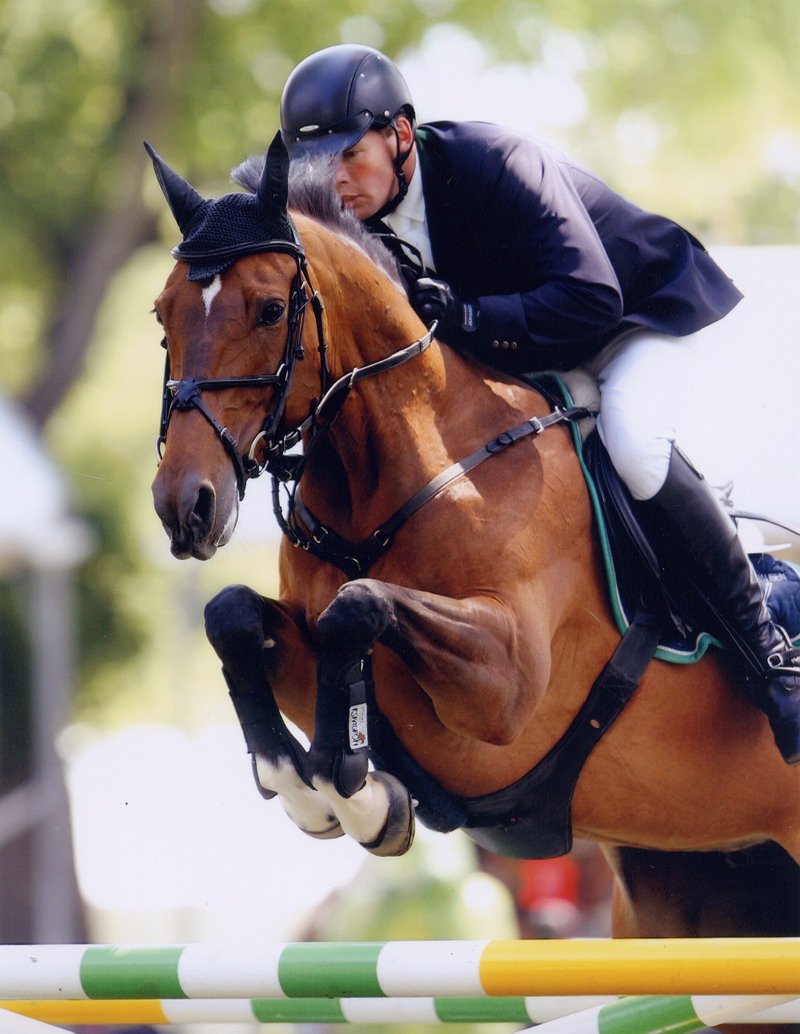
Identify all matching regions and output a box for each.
[417,120,565,191]
[419,120,564,167]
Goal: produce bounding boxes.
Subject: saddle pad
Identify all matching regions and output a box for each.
[531,373,800,664]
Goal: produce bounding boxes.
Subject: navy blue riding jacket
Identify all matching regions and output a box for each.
[413,121,743,372]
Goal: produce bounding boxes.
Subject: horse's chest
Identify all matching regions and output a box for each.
[283,554,346,635]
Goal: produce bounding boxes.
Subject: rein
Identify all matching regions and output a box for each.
[276,404,595,579]
[266,318,437,470]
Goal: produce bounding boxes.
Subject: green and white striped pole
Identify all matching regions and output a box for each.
[530,996,796,1034]
[1,940,798,1000]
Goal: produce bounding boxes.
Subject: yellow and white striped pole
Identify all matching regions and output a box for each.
[2,995,800,1027]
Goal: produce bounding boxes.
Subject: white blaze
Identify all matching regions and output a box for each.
[201,275,222,316]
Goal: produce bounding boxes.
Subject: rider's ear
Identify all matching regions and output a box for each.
[394,116,415,154]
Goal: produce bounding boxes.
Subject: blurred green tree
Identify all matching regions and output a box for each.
[2,0,797,424]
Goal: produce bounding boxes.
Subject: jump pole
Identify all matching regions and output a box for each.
[0,939,798,999]
[0,1009,71,1034]
[3,995,799,1028]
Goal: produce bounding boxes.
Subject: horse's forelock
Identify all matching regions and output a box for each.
[231,153,403,286]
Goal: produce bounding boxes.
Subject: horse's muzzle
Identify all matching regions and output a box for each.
[152,471,237,560]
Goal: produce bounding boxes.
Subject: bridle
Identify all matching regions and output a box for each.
[156,240,320,500]
[156,231,435,501]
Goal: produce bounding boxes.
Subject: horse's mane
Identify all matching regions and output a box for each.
[231,153,404,288]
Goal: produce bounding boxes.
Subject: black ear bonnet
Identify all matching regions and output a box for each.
[145,131,301,281]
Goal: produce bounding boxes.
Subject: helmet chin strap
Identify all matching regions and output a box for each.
[369,124,413,222]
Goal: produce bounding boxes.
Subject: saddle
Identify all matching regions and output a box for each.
[547,373,800,660]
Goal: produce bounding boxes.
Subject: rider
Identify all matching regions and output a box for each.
[278,43,800,764]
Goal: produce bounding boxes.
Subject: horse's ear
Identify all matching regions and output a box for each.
[257,131,289,217]
[144,142,205,233]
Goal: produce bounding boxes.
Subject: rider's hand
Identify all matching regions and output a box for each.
[411,277,478,341]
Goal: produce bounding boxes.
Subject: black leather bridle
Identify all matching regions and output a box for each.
[155,234,436,503]
[156,241,323,500]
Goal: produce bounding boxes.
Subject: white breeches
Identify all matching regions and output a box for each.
[581,329,701,501]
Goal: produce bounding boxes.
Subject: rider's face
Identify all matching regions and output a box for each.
[334,129,398,220]
[334,118,415,220]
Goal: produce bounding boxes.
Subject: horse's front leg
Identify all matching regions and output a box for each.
[204,584,343,840]
[306,583,415,856]
[316,577,547,746]
[307,575,543,856]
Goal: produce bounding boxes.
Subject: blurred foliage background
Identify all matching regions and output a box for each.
[0,0,798,720]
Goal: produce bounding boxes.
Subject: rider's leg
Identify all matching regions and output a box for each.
[644,447,800,763]
[589,330,800,765]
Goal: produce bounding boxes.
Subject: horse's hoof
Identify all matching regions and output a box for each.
[301,820,346,841]
[359,771,415,857]
[317,580,394,651]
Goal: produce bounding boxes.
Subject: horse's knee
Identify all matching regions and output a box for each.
[316,578,396,651]
[204,583,264,659]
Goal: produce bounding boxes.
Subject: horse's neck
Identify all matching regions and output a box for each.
[301,226,559,540]
[302,241,453,523]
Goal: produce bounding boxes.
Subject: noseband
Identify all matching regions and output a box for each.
[156,241,324,500]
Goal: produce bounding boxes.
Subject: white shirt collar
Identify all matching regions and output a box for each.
[387,163,426,227]
[384,165,435,272]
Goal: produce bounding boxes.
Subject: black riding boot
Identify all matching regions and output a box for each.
[640,446,800,764]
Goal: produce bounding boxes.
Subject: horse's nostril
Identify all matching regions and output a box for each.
[193,483,216,532]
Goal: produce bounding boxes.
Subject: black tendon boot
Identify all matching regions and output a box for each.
[640,446,800,764]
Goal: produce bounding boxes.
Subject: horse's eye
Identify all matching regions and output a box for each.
[257,301,285,327]
[152,309,167,348]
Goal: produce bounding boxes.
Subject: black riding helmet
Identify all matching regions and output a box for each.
[280,44,416,215]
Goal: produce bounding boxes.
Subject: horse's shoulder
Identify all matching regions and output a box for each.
[478,375,565,431]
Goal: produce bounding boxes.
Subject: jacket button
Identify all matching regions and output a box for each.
[511,341,518,349]
[501,340,509,348]
[491,340,500,348]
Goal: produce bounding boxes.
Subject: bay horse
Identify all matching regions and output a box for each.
[148,134,799,947]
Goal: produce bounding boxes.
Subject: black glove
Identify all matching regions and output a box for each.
[411,277,478,342]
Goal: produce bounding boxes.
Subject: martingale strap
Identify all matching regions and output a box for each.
[367,603,662,856]
[281,405,595,578]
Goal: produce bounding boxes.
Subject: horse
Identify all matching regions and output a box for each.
[147,133,799,951]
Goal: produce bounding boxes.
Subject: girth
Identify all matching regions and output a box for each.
[368,606,662,859]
